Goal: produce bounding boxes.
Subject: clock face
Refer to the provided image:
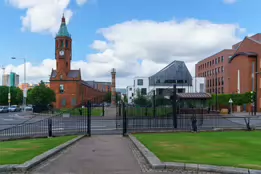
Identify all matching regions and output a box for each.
[59,50,64,56]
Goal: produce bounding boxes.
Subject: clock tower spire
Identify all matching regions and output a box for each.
[55,15,72,75]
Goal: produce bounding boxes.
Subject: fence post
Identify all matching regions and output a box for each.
[172,84,177,129]
[119,102,121,117]
[122,102,127,136]
[87,100,91,136]
[153,90,156,118]
[102,102,105,116]
[48,118,53,137]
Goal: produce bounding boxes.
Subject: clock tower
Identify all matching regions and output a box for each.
[55,14,72,75]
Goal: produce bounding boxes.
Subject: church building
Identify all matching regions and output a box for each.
[50,15,110,109]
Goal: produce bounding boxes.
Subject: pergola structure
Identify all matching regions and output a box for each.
[176,93,212,114]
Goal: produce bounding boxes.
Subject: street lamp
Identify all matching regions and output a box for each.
[11,57,26,111]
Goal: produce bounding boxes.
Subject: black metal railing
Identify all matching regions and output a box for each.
[0,105,92,141]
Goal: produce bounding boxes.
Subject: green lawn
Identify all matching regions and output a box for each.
[0,136,77,165]
[134,131,261,170]
[60,108,103,116]
[126,107,172,117]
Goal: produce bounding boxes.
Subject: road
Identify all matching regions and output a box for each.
[1,112,261,140]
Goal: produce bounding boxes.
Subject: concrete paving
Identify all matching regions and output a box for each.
[31,135,142,174]
[30,135,218,174]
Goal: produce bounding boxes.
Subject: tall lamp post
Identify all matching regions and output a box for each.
[11,57,26,111]
[215,71,218,111]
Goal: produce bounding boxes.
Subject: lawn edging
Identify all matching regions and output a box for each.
[0,135,85,173]
[129,134,261,174]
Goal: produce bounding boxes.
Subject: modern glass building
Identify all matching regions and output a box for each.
[2,72,19,87]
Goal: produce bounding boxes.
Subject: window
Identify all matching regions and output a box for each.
[221,56,224,62]
[66,40,69,48]
[60,40,64,48]
[221,66,224,72]
[215,58,217,64]
[129,88,132,91]
[221,87,224,94]
[60,84,64,93]
[71,98,76,106]
[129,97,132,99]
[137,79,143,85]
[132,93,134,96]
[60,75,63,80]
[221,77,224,85]
[141,88,147,95]
[200,83,204,93]
[218,67,220,73]
[61,98,66,106]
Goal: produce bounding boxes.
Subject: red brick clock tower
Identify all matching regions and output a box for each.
[50,15,81,109]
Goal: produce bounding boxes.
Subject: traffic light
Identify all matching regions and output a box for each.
[250,91,256,104]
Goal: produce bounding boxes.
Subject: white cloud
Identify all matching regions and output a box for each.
[223,0,237,4]
[0,18,245,88]
[7,0,89,34]
[76,0,88,5]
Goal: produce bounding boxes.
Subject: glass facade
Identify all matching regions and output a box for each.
[149,61,192,86]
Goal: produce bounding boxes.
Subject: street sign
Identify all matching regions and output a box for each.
[229,98,233,103]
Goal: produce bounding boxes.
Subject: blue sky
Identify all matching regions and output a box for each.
[0,0,260,86]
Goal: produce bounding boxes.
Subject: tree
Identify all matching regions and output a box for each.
[0,86,23,105]
[104,91,122,103]
[27,81,56,105]
[104,92,111,103]
[133,89,150,106]
[123,94,128,103]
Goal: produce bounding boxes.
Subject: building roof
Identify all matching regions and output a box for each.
[50,70,80,78]
[149,60,192,86]
[228,52,258,63]
[196,49,235,64]
[228,37,260,63]
[56,15,71,38]
[177,93,212,99]
[85,81,111,85]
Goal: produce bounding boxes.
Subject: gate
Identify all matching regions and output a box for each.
[86,97,126,136]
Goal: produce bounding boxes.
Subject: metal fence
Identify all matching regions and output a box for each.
[0,105,92,141]
[121,102,261,135]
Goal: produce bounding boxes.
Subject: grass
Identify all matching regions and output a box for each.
[0,136,77,165]
[60,108,103,116]
[126,107,172,117]
[134,131,261,170]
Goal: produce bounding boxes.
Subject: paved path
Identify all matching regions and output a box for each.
[104,107,117,119]
[31,135,141,174]
[31,135,217,174]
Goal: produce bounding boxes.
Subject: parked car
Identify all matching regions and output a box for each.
[24,105,33,111]
[8,105,21,112]
[0,106,9,113]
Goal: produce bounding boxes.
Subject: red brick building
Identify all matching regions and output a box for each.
[195,49,235,94]
[50,16,111,109]
[195,33,261,111]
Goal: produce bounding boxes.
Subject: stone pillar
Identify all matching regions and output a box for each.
[111,68,116,107]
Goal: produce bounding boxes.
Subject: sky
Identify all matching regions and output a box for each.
[0,0,260,88]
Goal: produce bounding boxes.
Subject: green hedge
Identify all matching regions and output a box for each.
[209,91,255,106]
